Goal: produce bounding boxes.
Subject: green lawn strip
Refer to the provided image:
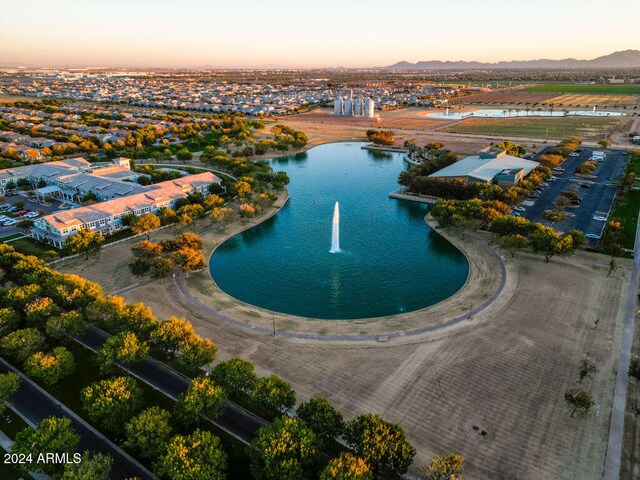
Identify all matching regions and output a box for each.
[521,83,640,95]
[444,117,625,140]
[0,233,25,243]
[0,410,36,480]
[8,238,55,259]
[611,190,640,249]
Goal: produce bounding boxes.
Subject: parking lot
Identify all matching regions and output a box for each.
[521,147,629,247]
[0,193,66,239]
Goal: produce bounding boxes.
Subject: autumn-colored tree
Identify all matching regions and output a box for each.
[81,376,144,432]
[235,180,252,199]
[210,357,257,396]
[130,213,161,239]
[124,406,172,460]
[96,331,150,373]
[423,453,465,480]
[0,372,20,414]
[25,296,59,327]
[239,203,257,218]
[173,246,205,273]
[24,347,75,386]
[61,451,112,480]
[541,209,566,224]
[152,316,195,356]
[204,194,224,210]
[12,417,80,476]
[597,139,612,150]
[296,396,345,442]
[320,453,373,480]
[251,374,296,413]
[63,229,105,259]
[249,417,321,480]
[344,414,416,476]
[211,207,237,230]
[175,376,227,427]
[155,429,227,480]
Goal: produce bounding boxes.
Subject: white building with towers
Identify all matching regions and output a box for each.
[334,91,376,118]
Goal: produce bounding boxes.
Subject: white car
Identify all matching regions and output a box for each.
[585,233,601,239]
[2,220,17,226]
[593,216,607,222]
[513,206,526,212]
[540,183,549,187]
[553,167,565,172]
[569,153,580,157]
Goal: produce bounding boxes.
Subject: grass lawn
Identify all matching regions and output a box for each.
[611,190,640,249]
[521,83,640,95]
[9,238,56,259]
[444,116,628,140]
[0,409,35,480]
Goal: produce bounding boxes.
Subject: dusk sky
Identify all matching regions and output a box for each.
[1,0,638,68]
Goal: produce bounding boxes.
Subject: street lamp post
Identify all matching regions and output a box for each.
[272,317,276,336]
[468,304,473,320]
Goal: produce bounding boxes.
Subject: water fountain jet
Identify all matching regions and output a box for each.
[330,202,340,253]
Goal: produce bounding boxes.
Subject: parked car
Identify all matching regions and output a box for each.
[593,216,607,221]
[585,233,601,240]
[569,153,580,157]
[513,206,526,212]
[2,220,17,226]
[5,192,17,197]
[509,211,521,217]
[553,167,565,172]
[570,200,581,206]
[540,183,550,187]
[579,183,592,189]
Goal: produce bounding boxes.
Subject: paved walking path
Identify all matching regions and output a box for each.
[0,359,156,480]
[604,211,640,480]
[76,325,267,445]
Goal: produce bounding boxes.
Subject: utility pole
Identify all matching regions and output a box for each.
[272,317,276,336]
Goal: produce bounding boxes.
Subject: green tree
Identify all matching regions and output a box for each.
[63,230,105,259]
[176,149,193,163]
[150,256,174,278]
[565,387,595,417]
[500,234,528,258]
[210,357,257,396]
[124,406,172,460]
[565,229,587,251]
[211,207,237,230]
[296,396,344,442]
[320,453,373,480]
[423,453,465,480]
[155,429,227,480]
[0,307,20,337]
[528,225,573,263]
[629,357,640,382]
[12,417,80,476]
[130,213,161,239]
[96,332,150,373]
[542,209,565,224]
[620,171,637,192]
[344,414,416,476]
[45,311,85,341]
[608,257,619,277]
[81,376,144,432]
[0,372,20,414]
[24,347,75,386]
[249,417,321,480]
[0,328,45,361]
[25,296,59,327]
[252,374,296,413]
[61,451,112,480]
[175,376,227,427]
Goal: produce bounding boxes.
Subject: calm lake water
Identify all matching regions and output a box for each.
[209,142,468,319]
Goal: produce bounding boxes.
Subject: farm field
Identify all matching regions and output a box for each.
[450,91,640,109]
[521,83,640,95]
[443,116,631,140]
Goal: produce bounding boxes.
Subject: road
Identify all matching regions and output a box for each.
[603,210,640,480]
[76,324,267,444]
[0,358,156,480]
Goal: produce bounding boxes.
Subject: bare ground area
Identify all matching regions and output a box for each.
[56,201,632,480]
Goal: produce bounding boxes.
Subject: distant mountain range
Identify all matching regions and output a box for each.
[383,50,640,70]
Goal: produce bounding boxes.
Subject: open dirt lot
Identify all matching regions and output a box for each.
[56,203,632,479]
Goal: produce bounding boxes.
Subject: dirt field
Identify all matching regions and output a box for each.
[443,116,632,141]
[56,204,632,479]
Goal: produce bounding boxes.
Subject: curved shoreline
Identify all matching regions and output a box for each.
[181,199,508,340]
